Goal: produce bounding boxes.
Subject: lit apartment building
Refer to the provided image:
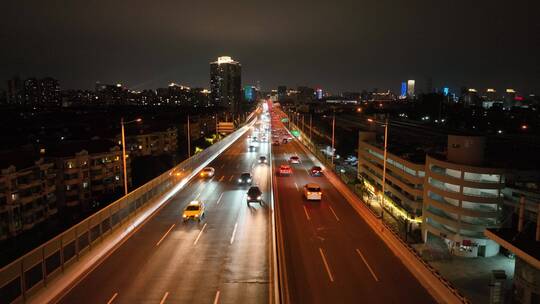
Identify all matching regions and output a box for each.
[358,133,505,257]
[358,132,425,219]
[423,136,505,258]
[122,127,178,157]
[45,139,131,212]
[0,153,57,240]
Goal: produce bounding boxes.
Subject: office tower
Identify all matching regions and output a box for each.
[407,80,415,98]
[210,56,242,114]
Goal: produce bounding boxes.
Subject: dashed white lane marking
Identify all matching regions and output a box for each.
[155,224,175,247]
[213,290,221,304]
[294,182,299,191]
[230,222,238,244]
[159,291,169,304]
[219,175,224,182]
[303,205,311,221]
[216,192,224,205]
[356,248,379,282]
[319,248,334,282]
[328,205,340,222]
[107,292,118,304]
[193,223,207,246]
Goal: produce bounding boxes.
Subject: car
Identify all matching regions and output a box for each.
[200,167,215,178]
[258,156,267,164]
[303,183,322,201]
[289,156,300,164]
[246,186,263,205]
[272,140,280,146]
[248,145,256,151]
[310,166,323,176]
[238,172,253,185]
[278,164,292,176]
[252,136,258,142]
[182,200,205,221]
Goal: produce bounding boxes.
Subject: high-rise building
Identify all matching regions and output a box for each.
[210,56,242,113]
[407,80,416,98]
[400,82,407,98]
[277,86,287,101]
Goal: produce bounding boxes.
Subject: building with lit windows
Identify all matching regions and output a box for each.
[358,133,506,257]
[121,127,178,158]
[210,56,242,113]
[423,135,505,258]
[0,153,57,240]
[44,139,131,213]
[407,80,415,98]
[358,131,425,220]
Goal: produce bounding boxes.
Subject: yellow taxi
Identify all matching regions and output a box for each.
[182,200,205,222]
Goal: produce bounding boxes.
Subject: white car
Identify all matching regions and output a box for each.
[200,167,215,178]
[289,156,300,164]
[303,183,322,201]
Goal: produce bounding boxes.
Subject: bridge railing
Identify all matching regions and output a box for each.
[0,114,256,304]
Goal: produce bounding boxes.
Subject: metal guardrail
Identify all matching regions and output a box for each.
[0,114,256,304]
[287,119,471,304]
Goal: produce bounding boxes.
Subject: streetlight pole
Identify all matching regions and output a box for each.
[381,117,389,221]
[120,117,142,196]
[187,114,191,158]
[331,109,335,165]
[309,114,312,141]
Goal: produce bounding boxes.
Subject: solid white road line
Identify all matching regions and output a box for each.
[294,182,299,191]
[216,192,224,205]
[213,290,221,304]
[356,248,379,282]
[195,191,203,199]
[303,205,311,221]
[230,222,238,244]
[159,292,169,304]
[319,248,335,282]
[193,223,207,246]
[155,224,176,247]
[107,292,118,304]
[328,205,340,222]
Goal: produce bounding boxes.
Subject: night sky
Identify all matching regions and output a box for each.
[1,0,539,94]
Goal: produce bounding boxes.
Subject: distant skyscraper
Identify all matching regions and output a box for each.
[316,88,323,100]
[210,56,242,113]
[443,87,450,96]
[244,85,256,102]
[400,82,407,97]
[277,86,287,101]
[407,80,415,98]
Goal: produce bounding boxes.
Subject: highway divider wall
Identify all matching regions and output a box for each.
[0,113,256,304]
[285,117,470,304]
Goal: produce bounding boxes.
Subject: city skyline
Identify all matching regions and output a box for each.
[1,1,538,94]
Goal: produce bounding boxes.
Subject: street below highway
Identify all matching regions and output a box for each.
[58,128,272,304]
[271,108,435,304]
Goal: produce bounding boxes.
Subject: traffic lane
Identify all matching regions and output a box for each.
[282,138,434,303]
[273,158,333,304]
[58,131,270,304]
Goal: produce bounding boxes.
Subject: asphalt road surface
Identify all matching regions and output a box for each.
[271,109,435,304]
[58,130,271,304]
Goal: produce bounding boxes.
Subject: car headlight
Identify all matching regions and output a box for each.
[238,179,242,182]
[247,179,252,182]
[183,214,187,218]
[194,214,199,217]
[257,196,261,200]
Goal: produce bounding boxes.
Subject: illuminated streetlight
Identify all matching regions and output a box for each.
[367,117,388,221]
[121,117,142,195]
